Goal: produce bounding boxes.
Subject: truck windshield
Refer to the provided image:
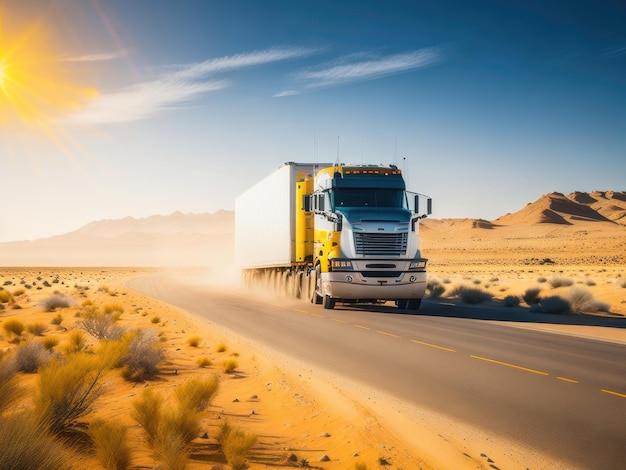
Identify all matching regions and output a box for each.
[332,189,405,209]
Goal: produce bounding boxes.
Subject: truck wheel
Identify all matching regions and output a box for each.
[407,299,422,311]
[323,295,335,310]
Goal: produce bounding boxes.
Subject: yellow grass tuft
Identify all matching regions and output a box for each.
[175,376,219,412]
[186,335,201,347]
[223,357,238,374]
[89,419,132,470]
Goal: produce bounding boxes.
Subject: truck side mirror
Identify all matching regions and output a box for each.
[427,198,432,215]
[414,195,419,214]
[303,195,312,212]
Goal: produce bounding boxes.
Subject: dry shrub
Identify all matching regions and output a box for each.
[156,434,189,470]
[131,388,163,446]
[0,413,70,470]
[216,343,227,353]
[119,329,164,381]
[35,352,108,434]
[427,279,445,298]
[102,303,124,317]
[150,316,160,324]
[12,288,25,297]
[64,330,87,354]
[79,311,125,341]
[196,356,211,368]
[89,419,132,470]
[0,289,12,304]
[187,335,201,347]
[221,425,257,470]
[0,356,23,414]
[353,463,368,470]
[522,287,542,306]
[548,276,574,288]
[450,285,493,304]
[568,287,610,314]
[42,294,70,312]
[27,321,48,336]
[223,358,238,374]
[538,296,571,314]
[159,407,201,448]
[50,313,63,326]
[215,420,232,448]
[175,376,219,412]
[503,295,520,307]
[15,340,52,373]
[41,335,59,350]
[3,318,24,338]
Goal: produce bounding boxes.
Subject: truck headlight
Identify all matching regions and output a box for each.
[409,260,427,270]
[330,259,354,271]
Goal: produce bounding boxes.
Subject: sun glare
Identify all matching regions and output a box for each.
[0,8,97,134]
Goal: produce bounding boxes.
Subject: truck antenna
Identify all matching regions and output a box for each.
[335,135,340,166]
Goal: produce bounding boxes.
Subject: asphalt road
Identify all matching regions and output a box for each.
[128,272,626,469]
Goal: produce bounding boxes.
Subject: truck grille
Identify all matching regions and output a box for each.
[354,232,408,256]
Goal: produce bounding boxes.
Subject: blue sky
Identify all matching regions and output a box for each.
[1,0,624,241]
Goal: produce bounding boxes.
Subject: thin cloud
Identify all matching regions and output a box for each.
[71,46,318,124]
[275,47,442,96]
[64,50,128,62]
[601,44,626,59]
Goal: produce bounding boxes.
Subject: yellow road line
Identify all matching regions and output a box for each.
[310,313,325,318]
[377,330,402,339]
[410,339,456,353]
[354,324,370,330]
[293,308,309,314]
[470,355,549,376]
[556,376,578,384]
[333,319,348,324]
[601,389,626,399]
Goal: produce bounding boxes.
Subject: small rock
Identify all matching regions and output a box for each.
[318,455,330,462]
[201,432,209,439]
[249,409,256,415]
[250,394,258,400]
[352,452,359,457]
[319,432,331,437]
[232,398,239,402]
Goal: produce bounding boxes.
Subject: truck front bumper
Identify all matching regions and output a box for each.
[321,270,427,301]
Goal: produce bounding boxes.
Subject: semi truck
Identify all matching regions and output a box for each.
[235,162,431,310]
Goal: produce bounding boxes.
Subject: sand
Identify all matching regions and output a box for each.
[1,216,625,469]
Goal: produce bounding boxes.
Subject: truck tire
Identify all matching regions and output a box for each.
[323,294,335,310]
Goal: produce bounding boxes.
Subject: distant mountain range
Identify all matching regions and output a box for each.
[0,191,623,266]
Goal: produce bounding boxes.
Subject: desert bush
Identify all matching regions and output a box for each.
[223,358,238,374]
[42,294,70,312]
[187,335,201,347]
[620,280,626,288]
[215,420,232,448]
[538,296,571,314]
[216,343,227,353]
[221,426,257,470]
[537,276,547,283]
[353,463,368,470]
[79,313,124,340]
[548,276,574,288]
[12,288,25,297]
[27,321,48,336]
[585,279,596,286]
[119,329,164,381]
[50,313,63,326]
[503,295,520,307]
[196,356,211,368]
[41,336,60,351]
[131,388,163,446]
[0,413,69,470]
[35,352,108,434]
[64,330,87,354]
[0,356,23,414]
[150,316,160,324]
[522,287,542,306]
[89,419,132,470]
[450,286,493,304]
[427,279,446,299]
[175,376,220,412]
[0,290,12,303]
[3,318,24,338]
[15,340,52,373]
[156,434,189,470]
[568,287,610,314]
[102,303,124,317]
[159,407,201,448]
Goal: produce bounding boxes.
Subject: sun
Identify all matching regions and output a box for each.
[0,8,97,133]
